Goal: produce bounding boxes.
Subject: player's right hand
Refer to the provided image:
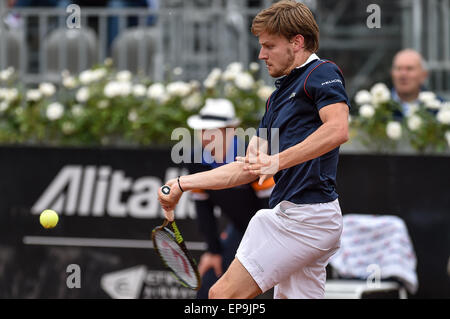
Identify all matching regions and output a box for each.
[158,179,183,218]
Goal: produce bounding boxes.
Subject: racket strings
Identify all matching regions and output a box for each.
[153,230,198,288]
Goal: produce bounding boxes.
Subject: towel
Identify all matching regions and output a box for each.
[330,214,418,294]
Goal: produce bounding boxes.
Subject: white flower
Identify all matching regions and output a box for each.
[424,98,441,110]
[436,108,450,125]
[359,104,375,118]
[1,88,18,102]
[71,104,84,117]
[119,81,132,96]
[405,104,419,117]
[224,83,238,97]
[407,114,422,131]
[222,62,243,81]
[370,83,391,106]
[79,68,106,85]
[9,88,18,102]
[147,83,167,101]
[132,84,147,97]
[62,121,75,135]
[166,81,191,97]
[128,110,138,122]
[104,81,131,98]
[173,67,183,76]
[116,70,132,82]
[62,76,77,89]
[61,69,70,78]
[0,67,15,81]
[93,68,107,80]
[0,101,9,112]
[257,85,274,101]
[418,91,436,104]
[203,77,217,89]
[354,90,372,105]
[104,57,113,66]
[26,89,42,102]
[181,92,203,111]
[79,70,93,85]
[243,98,254,108]
[189,80,201,90]
[386,121,402,140]
[15,107,23,116]
[39,82,56,97]
[445,131,450,147]
[249,62,260,72]
[46,102,64,121]
[97,100,109,109]
[235,72,254,90]
[226,62,242,73]
[76,87,90,103]
[207,68,222,81]
[203,68,222,89]
[208,68,222,80]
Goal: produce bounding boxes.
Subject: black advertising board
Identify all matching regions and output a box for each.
[0,146,449,298]
[336,154,450,299]
[0,145,204,298]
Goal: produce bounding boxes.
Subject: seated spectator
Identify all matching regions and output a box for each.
[391,49,444,117]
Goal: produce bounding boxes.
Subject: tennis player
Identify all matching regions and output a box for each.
[159,0,350,299]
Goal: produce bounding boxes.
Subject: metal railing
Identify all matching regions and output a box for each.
[402,0,450,99]
[0,0,449,98]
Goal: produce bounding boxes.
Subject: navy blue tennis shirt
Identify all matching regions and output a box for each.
[258,54,350,208]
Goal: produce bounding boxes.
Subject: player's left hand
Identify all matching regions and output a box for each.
[236,151,279,185]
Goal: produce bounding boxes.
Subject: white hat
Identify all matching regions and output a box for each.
[187,98,241,129]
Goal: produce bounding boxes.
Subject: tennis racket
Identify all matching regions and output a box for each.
[152,185,201,290]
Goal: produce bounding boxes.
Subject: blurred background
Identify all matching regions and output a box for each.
[1,0,450,97]
[0,0,449,299]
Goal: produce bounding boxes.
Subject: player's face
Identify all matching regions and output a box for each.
[258,32,295,78]
[391,53,427,97]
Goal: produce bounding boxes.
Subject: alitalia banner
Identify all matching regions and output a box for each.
[1,146,449,298]
[0,146,204,298]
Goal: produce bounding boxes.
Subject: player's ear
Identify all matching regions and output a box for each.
[290,34,305,52]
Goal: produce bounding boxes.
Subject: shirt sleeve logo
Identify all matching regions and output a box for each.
[321,79,343,86]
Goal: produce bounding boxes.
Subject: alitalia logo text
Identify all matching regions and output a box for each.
[31,165,195,219]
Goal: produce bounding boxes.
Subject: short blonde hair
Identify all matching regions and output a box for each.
[251,0,319,53]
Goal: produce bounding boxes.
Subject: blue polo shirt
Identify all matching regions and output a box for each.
[258,55,350,208]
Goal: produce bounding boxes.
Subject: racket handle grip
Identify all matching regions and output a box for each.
[165,209,174,222]
[160,186,174,221]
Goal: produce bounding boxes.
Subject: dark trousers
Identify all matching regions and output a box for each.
[196,224,242,299]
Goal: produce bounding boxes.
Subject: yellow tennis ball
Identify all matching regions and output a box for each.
[40,209,59,229]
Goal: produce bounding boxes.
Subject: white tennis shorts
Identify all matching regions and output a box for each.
[235,199,343,299]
